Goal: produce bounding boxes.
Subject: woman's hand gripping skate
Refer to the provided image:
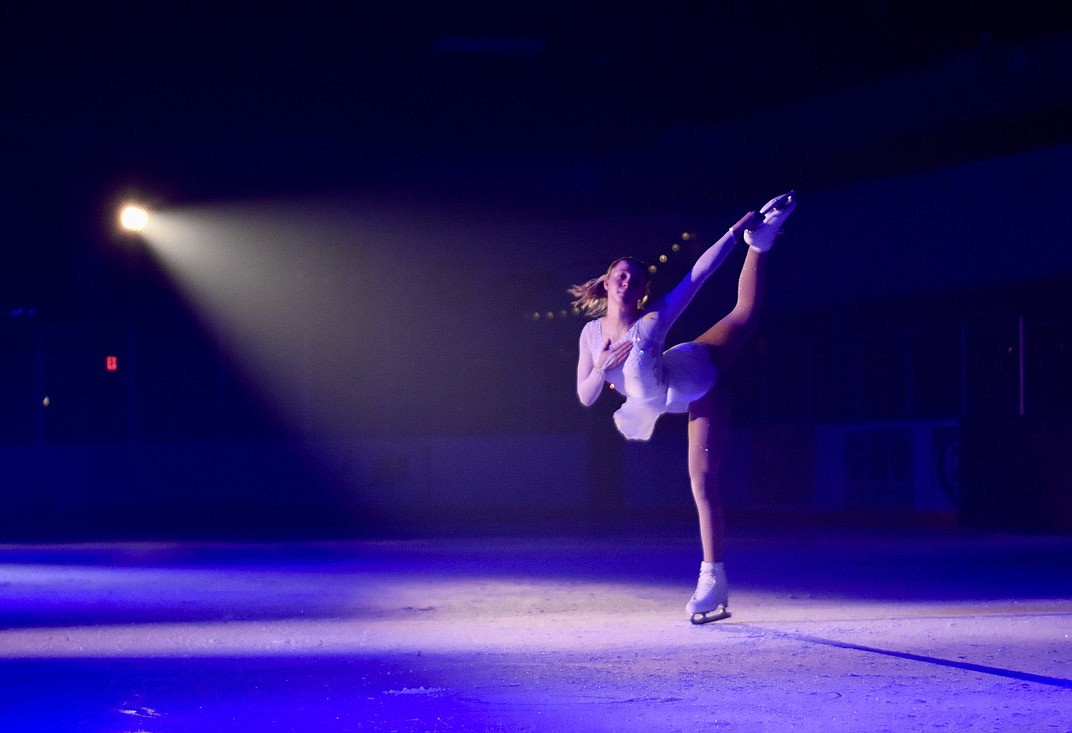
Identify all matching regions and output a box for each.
[744,191,797,253]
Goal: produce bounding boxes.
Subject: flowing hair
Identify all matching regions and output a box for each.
[569,257,650,318]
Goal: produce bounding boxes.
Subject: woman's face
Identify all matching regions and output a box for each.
[604,260,648,309]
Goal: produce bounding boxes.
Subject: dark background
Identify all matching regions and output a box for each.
[2,2,1071,535]
[6,1,1072,299]
[6,1,1072,296]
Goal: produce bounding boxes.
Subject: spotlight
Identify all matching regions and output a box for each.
[119,204,149,232]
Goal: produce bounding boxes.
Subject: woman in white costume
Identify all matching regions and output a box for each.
[572,192,796,623]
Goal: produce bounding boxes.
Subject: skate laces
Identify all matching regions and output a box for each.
[692,570,716,598]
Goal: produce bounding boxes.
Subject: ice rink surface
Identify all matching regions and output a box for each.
[0,526,1069,731]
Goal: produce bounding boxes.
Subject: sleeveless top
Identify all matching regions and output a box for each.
[582,317,718,440]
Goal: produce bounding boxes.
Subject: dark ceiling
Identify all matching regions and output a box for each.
[6,2,1070,160]
[3,2,1072,307]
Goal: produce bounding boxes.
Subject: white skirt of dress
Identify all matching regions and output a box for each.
[612,342,719,441]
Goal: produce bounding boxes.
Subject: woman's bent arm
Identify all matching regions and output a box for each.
[576,331,605,406]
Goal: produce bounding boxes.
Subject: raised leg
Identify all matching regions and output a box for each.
[693,247,769,373]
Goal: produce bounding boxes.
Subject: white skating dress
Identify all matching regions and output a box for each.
[582,316,718,441]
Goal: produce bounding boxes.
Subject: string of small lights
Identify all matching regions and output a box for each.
[526,231,696,322]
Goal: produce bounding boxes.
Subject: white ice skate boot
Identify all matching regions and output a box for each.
[744,191,796,253]
[686,561,731,624]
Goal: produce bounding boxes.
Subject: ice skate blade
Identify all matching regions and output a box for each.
[690,607,731,625]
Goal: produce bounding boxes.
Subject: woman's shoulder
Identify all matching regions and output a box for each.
[636,306,670,339]
[639,307,667,327]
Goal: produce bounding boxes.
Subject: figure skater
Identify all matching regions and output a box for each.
[571,192,796,623]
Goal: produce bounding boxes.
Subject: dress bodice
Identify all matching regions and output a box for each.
[583,316,719,440]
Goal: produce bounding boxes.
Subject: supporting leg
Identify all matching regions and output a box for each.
[688,385,731,563]
[687,247,769,561]
[682,248,771,622]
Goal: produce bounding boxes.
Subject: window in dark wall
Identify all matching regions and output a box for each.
[136,324,222,441]
[911,321,962,420]
[804,320,859,424]
[964,319,1020,419]
[0,321,37,443]
[1025,316,1072,416]
[39,322,131,443]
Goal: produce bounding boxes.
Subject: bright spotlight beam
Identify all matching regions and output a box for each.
[119,204,149,232]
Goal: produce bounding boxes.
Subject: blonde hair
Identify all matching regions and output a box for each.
[569,257,650,318]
